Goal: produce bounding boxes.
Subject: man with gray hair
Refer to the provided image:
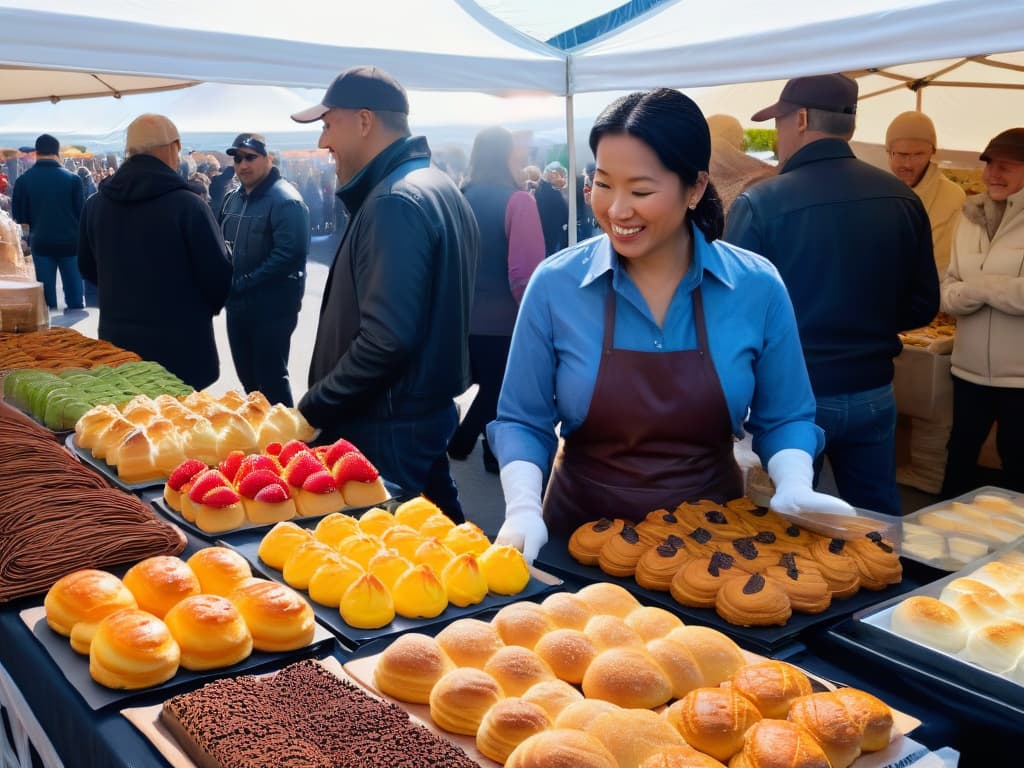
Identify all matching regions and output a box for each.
[725,74,939,516]
[78,113,232,389]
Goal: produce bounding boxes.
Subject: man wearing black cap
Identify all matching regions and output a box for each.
[291,65,479,522]
[725,74,939,516]
[11,133,85,310]
[219,133,310,407]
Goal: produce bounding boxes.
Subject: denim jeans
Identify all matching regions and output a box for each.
[33,252,84,309]
[317,403,464,523]
[813,383,901,516]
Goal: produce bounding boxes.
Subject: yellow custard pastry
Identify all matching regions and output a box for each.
[340,572,395,629]
[444,521,491,556]
[307,557,364,607]
[312,512,360,548]
[392,563,448,619]
[257,521,313,571]
[442,552,489,607]
[478,543,531,595]
[393,495,444,529]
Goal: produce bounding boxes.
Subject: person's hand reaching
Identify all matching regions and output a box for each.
[494,460,548,564]
[767,448,855,517]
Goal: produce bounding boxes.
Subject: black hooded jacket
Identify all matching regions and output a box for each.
[78,154,232,389]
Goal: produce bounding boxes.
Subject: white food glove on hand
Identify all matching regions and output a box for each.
[767,448,855,517]
[494,460,548,565]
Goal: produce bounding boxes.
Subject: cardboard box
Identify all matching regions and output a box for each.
[893,346,954,421]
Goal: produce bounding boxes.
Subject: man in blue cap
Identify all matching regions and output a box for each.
[11,134,85,310]
[291,66,479,522]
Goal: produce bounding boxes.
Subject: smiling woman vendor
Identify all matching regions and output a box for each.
[488,89,852,563]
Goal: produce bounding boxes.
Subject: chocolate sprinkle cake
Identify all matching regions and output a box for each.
[161,660,477,768]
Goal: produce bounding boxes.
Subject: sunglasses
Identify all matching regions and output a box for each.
[233,152,261,163]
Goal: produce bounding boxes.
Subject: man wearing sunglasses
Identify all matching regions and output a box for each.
[219,133,310,407]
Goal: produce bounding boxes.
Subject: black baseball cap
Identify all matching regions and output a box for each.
[226,133,268,157]
[35,134,60,155]
[291,65,409,123]
[980,128,1024,163]
[751,74,858,122]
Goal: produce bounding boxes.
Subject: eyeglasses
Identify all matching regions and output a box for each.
[888,151,930,162]
[233,152,261,163]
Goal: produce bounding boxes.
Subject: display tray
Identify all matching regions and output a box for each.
[226,530,563,647]
[19,604,336,711]
[65,432,166,491]
[831,540,1024,717]
[534,536,931,653]
[900,485,1024,571]
[150,493,398,542]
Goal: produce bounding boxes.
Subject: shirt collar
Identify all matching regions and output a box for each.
[580,222,734,290]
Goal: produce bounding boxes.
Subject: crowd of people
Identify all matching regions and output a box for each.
[2,65,1021,548]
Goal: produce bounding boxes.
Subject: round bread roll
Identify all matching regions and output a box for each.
[730,660,813,719]
[576,581,641,618]
[163,594,253,671]
[625,606,685,641]
[541,591,594,630]
[520,678,583,719]
[89,608,180,689]
[645,637,704,700]
[534,628,598,684]
[584,614,645,651]
[122,556,201,619]
[228,578,315,651]
[429,667,503,735]
[45,569,137,653]
[582,647,673,709]
[435,617,505,668]
[831,688,894,752]
[483,645,556,697]
[553,698,621,730]
[492,602,553,649]
[890,596,968,653]
[586,708,688,768]
[665,625,746,685]
[964,619,1024,673]
[639,746,727,768]
[730,719,830,768]
[787,692,864,768]
[186,547,253,597]
[505,729,617,768]
[664,687,762,762]
[373,632,453,704]
[476,697,552,764]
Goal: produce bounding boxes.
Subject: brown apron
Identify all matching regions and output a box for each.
[543,281,742,536]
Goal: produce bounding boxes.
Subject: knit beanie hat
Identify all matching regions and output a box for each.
[886,111,937,149]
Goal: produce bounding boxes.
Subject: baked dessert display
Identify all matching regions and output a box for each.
[186,469,245,533]
[587,707,688,768]
[332,450,389,507]
[635,537,692,591]
[89,608,180,689]
[504,728,617,768]
[581,647,673,708]
[598,524,649,578]
[257,521,313,571]
[163,458,206,512]
[664,686,762,761]
[373,632,454,704]
[429,667,504,735]
[569,517,627,565]
[122,555,201,619]
[44,569,138,654]
[520,678,584,719]
[236,467,296,524]
[228,578,315,651]
[435,618,505,668]
[890,595,968,653]
[730,660,813,719]
[764,553,831,614]
[534,628,598,684]
[162,659,478,767]
[475,697,552,763]
[186,547,252,597]
[163,594,254,671]
[340,572,396,629]
[787,692,864,768]
[714,573,793,627]
[671,552,749,609]
[806,538,862,599]
[845,533,902,591]
[478,543,531,595]
[729,719,830,768]
[484,645,556,697]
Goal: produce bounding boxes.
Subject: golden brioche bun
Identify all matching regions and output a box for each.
[533,628,598,684]
[638,746,727,768]
[186,547,253,597]
[45,569,137,651]
[122,556,201,619]
[520,678,584,720]
[553,698,621,730]
[540,591,594,630]
[665,625,745,685]
[586,708,688,768]
[504,729,617,768]
[228,578,314,651]
[373,632,453,704]
[483,645,556,697]
[493,601,553,649]
[429,667,504,735]
[88,608,180,689]
[581,647,673,709]
[730,719,830,768]
[434,618,504,668]
[625,605,685,641]
[476,697,552,764]
[664,687,762,761]
[575,581,641,617]
[730,660,814,720]
[163,594,253,671]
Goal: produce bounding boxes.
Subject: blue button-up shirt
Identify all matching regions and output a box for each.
[487,226,824,474]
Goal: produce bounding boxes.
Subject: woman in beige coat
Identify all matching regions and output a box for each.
[940,128,1024,496]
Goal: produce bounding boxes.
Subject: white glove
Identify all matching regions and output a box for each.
[767,448,855,517]
[494,460,548,564]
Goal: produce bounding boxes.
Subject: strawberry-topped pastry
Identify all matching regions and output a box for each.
[332,451,388,508]
[187,469,245,533]
[277,439,313,468]
[323,438,360,470]
[164,459,208,513]
[237,469,296,525]
[283,450,345,518]
[217,450,247,484]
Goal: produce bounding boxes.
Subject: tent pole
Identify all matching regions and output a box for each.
[566,56,578,247]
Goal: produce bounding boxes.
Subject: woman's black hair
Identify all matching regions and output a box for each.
[463,126,517,190]
[589,88,725,242]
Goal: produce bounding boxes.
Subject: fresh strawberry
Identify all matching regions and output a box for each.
[313,445,331,464]
[302,470,337,494]
[332,451,380,485]
[234,454,280,484]
[168,459,207,491]
[202,485,241,507]
[264,441,283,457]
[218,450,246,482]
[324,438,360,469]
[277,439,311,467]
[237,468,286,499]
[254,483,291,502]
[188,469,230,502]
[282,451,324,488]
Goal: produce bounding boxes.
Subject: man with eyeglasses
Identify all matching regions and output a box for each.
[886,111,966,274]
[78,113,232,389]
[219,133,310,407]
